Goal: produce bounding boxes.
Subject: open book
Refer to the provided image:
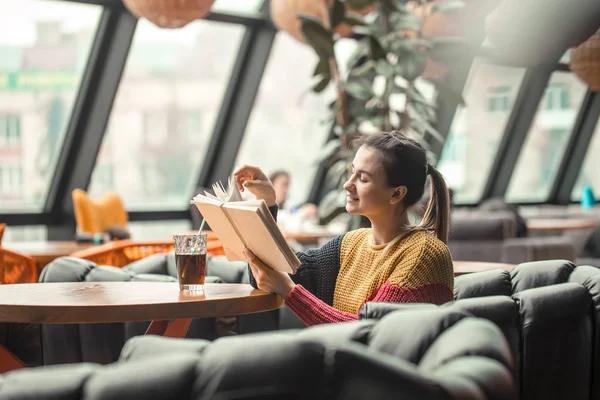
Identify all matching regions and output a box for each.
[191,177,301,274]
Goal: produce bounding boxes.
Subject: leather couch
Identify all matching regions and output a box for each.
[449,211,576,263]
[0,308,515,400]
[359,259,600,400]
[37,253,256,366]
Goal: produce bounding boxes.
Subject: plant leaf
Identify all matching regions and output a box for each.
[350,59,377,76]
[313,58,331,77]
[344,79,374,100]
[298,14,335,59]
[375,59,395,77]
[395,52,427,81]
[390,11,421,31]
[342,13,367,26]
[317,139,342,165]
[330,0,346,28]
[318,188,348,225]
[369,37,387,60]
[390,0,413,12]
[391,82,408,94]
[345,38,370,71]
[312,74,331,93]
[431,0,465,14]
[346,0,375,11]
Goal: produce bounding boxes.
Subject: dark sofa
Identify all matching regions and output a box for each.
[359,259,600,400]
[0,307,515,400]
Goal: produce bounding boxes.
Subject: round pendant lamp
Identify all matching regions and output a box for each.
[570,29,600,91]
[122,0,215,28]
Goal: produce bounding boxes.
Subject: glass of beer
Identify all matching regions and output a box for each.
[173,233,207,291]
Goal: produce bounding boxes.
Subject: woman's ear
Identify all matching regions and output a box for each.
[390,186,407,205]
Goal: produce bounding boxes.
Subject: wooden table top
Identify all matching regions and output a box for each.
[526,218,598,232]
[4,241,95,260]
[0,283,282,324]
[453,261,515,276]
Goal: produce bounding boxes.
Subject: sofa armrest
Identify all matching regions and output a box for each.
[358,302,437,320]
[120,335,210,362]
[502,236,576,264]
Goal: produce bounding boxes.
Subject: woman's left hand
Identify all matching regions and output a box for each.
[243,248,295,299]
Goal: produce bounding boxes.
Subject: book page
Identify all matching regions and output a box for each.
[192,201,245,261]
[223,204,300,274]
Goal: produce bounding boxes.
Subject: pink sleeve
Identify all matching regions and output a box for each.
[284,285,359,326]
[285,282,454,327]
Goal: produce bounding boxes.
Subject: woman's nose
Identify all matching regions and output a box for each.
[343,179,353,191]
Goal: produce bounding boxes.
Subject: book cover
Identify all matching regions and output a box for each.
[192,178,300,274]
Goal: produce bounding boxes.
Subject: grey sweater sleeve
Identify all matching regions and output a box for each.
[248,204,344,306]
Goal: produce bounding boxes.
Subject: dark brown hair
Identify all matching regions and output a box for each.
[356,131,451,243]
[269,170,290,184]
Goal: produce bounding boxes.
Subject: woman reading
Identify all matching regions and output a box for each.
[233,132,453,326]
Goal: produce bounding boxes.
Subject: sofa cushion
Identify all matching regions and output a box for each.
[513,283,592,400]
[368,309,468,364]
[454,269,512,299]
[449,212,517,241]
[510,259,575,293]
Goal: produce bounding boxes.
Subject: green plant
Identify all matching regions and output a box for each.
[297,0,468,224]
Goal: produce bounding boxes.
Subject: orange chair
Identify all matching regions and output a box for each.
[0,248,37,284]
[72,189,128,235]
[0,223,5,243]
[70,237,225,268]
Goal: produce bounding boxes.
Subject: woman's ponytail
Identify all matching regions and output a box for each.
[419,164,451,244]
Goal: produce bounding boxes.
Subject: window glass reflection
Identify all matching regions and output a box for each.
[437,60,525,204]
[0,1,101,212]
[89,20,245,210]
[506,72,587,202]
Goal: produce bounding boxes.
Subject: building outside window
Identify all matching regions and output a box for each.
[0,165,23,194]
[93,163,114,194]
[487,86,511,112]
[545,83,569,110]
[0,115,21,146]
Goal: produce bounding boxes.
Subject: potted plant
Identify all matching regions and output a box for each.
[291,0,469,225]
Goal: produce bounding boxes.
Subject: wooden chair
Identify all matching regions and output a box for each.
[72,189,128,235]
[70,236,225,268]
[0,248,37,284]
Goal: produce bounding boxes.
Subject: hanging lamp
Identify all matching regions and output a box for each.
[570,29,600,91]
[122,0,215,29]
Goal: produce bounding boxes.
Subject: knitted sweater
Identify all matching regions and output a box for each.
[250,208,454,326]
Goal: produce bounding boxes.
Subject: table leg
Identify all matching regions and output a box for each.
[145,319,192,338]
[0,345,27,373]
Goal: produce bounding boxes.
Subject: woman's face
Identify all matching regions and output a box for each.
[343,146,403,218]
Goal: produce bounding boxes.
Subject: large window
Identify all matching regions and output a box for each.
[89,20,245,210]
[572,116,600,200]
[506,72,587,203]
[0,0,101,212]
[437,60,526,204]
[235,33,335,209]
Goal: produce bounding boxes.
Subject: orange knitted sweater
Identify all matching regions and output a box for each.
[257,228,455,326]
[333,228,454,313]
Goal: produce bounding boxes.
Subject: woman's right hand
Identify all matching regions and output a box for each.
[233,165,277,207]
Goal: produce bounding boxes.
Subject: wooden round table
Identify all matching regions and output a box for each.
[526,218,598,232]
[4,241,96,275]
[0,282,282,373]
